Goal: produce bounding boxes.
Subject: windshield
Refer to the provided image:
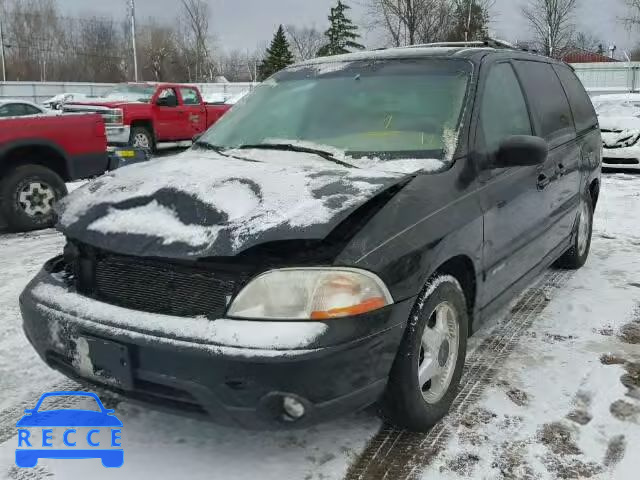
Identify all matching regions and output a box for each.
[200,59,471,162]
[101,84,155,103]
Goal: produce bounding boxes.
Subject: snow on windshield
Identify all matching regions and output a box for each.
[58,149,402,254]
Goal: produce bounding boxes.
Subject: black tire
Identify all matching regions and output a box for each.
[129,126,154,152]
[382,275,468,432]
[556,193,593,270]
[0,164,67,232]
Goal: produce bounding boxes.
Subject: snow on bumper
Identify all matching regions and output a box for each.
[602,145,640,169]
[19,264,411,428]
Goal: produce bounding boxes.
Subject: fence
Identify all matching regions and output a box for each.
[0,81,257,104]
[2,63,639,103]
[572,63,640,96]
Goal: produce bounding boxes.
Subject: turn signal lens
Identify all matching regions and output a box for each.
[310,297,387,320]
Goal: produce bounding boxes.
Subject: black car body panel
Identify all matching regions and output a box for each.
[21,46,602,428]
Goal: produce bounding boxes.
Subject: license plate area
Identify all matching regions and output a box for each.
[84,337,134,390]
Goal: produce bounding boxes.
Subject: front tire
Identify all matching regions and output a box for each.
[0,165,67,232]
[556,193,593,270]
[130,127,154,151]
[382,275,468,432]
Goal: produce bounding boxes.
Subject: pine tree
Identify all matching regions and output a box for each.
[258,25,295,80]
[448,1,490,42]
[318,1,365,57]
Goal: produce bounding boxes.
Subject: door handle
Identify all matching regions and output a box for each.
[537,173,550,191]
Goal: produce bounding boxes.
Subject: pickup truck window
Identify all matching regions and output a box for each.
[200,59,471,161]
[180,87,200,105]
[100,84,155,103]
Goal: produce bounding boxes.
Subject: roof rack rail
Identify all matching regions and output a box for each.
[401,37,525,51]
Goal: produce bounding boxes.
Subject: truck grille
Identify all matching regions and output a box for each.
[72,247,252,319]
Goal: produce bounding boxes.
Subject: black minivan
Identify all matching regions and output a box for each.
[20,45,601,431]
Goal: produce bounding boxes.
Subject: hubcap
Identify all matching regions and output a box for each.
[418,302,460,404]
[17,182,56,217]
[577,202,591,256]
[133,133,150,149]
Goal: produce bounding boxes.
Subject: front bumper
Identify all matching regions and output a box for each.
[105,125,131,146]
[602,146,640,169]
[20,265,413,429]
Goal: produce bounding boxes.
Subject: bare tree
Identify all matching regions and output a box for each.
[621,0,640,28]
[285,25,324,60]
[366,0,460,47]
[139,23,178,81]
[522,0,578,57]
[180,0,216,81]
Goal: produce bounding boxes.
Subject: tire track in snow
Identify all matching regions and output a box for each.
[345,269,573,480]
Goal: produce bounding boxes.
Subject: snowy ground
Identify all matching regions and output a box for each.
[0,173,639,479]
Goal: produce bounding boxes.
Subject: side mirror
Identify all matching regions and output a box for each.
[157,96,177,107]
[493,135,548,168]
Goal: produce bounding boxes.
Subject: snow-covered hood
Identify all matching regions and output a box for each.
[599,116,640,148]
[56,149,410,259]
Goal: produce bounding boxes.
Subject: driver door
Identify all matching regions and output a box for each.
[154,87,182,141]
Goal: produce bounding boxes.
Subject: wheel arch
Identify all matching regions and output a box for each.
[0,140,71,181]
[430,255,478,334]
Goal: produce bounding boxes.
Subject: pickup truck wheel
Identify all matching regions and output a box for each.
[556,193,593,270]
[0,165,67,232]
[382,275,468,432]
[130,127,154,151]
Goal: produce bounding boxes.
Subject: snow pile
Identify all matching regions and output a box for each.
[31,281,328,352]
[58,149,402,255]
[287,61,355,76]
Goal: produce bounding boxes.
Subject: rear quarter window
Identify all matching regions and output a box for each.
[553,65,598,134]
[514,61,575,148]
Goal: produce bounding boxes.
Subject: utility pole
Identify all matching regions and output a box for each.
[465,0,473,42]
[129,0,139,81]
[0,18,6,82]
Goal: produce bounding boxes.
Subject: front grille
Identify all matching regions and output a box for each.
[73,247,252,318]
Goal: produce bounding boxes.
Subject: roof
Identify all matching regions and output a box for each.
[560,48,618,63]
[0,99,44,109]
[294,44,553,68]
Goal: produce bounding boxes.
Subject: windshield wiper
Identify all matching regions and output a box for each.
[236,143,357,168]
[192,140,259,162]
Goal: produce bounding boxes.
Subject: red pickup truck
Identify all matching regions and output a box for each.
[0,113,109,231]
[63,83,232,150]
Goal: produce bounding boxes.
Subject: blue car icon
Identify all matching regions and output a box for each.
[16,391,123,468]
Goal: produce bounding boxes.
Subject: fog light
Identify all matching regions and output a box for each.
[282,396,305,420]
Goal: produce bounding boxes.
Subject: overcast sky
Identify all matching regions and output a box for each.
[57,0,636,54]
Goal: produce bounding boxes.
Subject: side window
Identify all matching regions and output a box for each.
[20,104,42,116]
[553,65,598,134]
[158,88,178,106]
[0,104,26,117]
[180,88,200,105]
[514,61,575,148]
[480,63,533,153]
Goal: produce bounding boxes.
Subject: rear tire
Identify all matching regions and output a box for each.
[130,126,154,152]
[0,164,67,232]
[556,193,593,270]
[382,275,468,432]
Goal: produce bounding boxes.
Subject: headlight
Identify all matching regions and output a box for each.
[103,108,124,125]
[227,268,393,320]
